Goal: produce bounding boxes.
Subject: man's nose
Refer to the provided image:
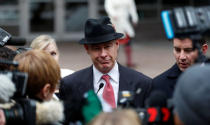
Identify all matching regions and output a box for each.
[100,48,107,57]
[180,51,187,60]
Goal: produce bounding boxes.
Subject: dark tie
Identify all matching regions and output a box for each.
[102,75,116,108]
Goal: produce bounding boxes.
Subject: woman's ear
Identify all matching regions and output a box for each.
[42,83,52,99]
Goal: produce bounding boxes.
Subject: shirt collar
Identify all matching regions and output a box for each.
[93,61,119,84]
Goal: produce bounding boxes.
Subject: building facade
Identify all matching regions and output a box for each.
[0,0,208,41]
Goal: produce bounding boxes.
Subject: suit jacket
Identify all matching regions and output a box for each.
[59,63,152,108]
[152,64,182,99]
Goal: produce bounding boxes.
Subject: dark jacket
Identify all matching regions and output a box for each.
[152,64,182,99]
[59,64,152,107]
[59,64,152,124]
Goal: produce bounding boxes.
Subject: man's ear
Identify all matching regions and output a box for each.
[84,45,88,50]
[116,40,120,49]
[84,45,90,54]
[202,44,208,54]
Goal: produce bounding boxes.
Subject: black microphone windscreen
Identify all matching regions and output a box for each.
[99,83,104,89]
[63,88,85,123]
[0,74,16,103]
[97,83,104,94]
[36,100,64,125]
[0,59,19,67]
[145,91,167,107]
[6,37,26,46]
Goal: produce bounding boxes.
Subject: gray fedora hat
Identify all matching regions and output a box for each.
[79,16,123,44]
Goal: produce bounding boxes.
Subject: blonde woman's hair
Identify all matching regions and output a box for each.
[30,35,57,50]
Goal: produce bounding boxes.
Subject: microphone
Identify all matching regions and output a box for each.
[5,37,26,46]
[0,59,19,68]
[97,83,104,94]
[36,100,64,125]
[0,27,26,46]
[145,91,171,124]
[62,90,102,124]
[13,99,64,125]
[0,74,64,125]
[118,88,141,108]
[145,90,167,107]
[0,74,16,103]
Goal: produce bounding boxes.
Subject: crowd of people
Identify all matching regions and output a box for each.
[0,5,210,125]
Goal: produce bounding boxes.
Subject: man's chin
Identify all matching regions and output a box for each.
[101,63,110,67]
[100,65,111,73]
[179,66,188,72]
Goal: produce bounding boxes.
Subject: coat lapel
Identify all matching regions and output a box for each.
[118,64,130,91]
[167,64,182,89]
[118,64,132,104]
[78,66,94,93]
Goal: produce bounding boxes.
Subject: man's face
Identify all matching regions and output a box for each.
[173,38,198,71]
[85,40,119,74]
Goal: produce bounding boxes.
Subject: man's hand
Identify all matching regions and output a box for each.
[0,109,5,125]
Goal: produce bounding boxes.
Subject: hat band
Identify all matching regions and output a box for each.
[86,33,119,43]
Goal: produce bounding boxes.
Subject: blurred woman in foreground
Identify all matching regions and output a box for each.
[14,49,61,101]
[89,109,142,125]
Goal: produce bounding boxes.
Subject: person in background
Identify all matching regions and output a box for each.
[88,109,142,125]
[173,64,210,125]
[152,38,208,98]
[104,0,139,67]
[30,35,74,78]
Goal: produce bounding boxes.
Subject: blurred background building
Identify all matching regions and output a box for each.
[1,0,210,41]
[1,0,210,78]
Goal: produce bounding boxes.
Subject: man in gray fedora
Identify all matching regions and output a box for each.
[59,17,151,112]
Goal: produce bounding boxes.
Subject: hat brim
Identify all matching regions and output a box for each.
[79,33,124,44]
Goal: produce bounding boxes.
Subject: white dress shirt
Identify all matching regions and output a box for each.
[93,62,119,111]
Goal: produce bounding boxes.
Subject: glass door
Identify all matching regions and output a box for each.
[0,0,20,35]
[29,0,55,33]
[64,0,88,32]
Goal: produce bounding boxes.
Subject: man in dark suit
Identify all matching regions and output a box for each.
[152,38,208,98]
[59,16,151,112]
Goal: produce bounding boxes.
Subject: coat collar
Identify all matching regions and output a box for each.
[167,63,182,79]
[78,66,94,92]
[89,63,130,93]
[118,64,130,91]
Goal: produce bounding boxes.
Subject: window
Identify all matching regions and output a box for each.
[30,0,54,32]
[65,0,88,32]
